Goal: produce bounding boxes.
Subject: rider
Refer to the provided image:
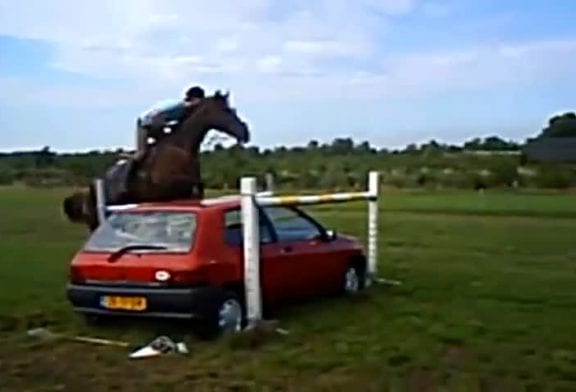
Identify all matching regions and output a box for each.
[134,85,206,158]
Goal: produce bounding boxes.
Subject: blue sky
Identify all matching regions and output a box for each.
[1,0,575,152]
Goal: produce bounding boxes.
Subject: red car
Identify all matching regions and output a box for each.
[66,195,368,339]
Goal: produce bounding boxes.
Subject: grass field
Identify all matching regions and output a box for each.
[0,186,575,391]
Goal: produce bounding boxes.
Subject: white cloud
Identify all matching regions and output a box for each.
[1,0,576,108]
[256,56,283,73]
[0,0,414,87]
[2,36,576,112]
[283,39,368,58]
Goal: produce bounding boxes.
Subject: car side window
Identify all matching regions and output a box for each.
[262,206,322,242]
[223,209,272,246]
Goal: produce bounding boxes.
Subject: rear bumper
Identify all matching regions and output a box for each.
[66,283,206,319]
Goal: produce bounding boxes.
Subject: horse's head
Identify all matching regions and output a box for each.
[194,90,250,144]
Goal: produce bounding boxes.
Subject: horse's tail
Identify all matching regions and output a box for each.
[62,191,87,223]
[86,182,102,231]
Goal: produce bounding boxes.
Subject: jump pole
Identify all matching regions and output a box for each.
[367,171,379,286]
[93,179,140,225]
[240,176,263,326]
[265,172,274,194]
[94,178,107,225]
[241,170,396,327]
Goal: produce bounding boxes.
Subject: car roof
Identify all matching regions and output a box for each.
[108,195,242,213]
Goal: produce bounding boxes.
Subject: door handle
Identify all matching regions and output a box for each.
[281,245,293,253]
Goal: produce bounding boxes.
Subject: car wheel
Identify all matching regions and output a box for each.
[218,296,244,334]
[194,288,245,340]
[342,263,365,296]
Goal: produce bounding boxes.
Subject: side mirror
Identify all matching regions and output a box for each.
[325,229,337,241]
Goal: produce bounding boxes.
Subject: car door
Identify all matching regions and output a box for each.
[259,205,336,301]
[222,207,287,306]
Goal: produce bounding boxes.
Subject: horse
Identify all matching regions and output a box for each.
[62,90,250,232]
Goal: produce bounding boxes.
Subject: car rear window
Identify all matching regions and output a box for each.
[83,211,197,253]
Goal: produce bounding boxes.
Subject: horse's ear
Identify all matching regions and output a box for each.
[213,89,229,103]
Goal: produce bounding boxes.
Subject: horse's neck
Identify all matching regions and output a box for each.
[189,125,210,152]
[170,120,209,153]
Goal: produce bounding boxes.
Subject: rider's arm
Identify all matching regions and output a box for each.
[140,100,184,125]
[161,102,189,122]
[139,110,163,127]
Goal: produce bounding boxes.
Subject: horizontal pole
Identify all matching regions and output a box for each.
[256,191,375,207]
[106,204,140,211]
[255,191,274,197]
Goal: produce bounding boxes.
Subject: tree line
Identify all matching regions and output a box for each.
[1,112,575,191]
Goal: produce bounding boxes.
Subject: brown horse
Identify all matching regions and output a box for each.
[62,90,250,231]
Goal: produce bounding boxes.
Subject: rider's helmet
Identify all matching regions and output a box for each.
[184,86,205,101]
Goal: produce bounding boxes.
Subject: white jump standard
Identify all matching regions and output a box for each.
[240,170,397,328]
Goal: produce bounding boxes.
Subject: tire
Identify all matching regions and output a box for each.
[193,287,245,341]
[341,262,365,296]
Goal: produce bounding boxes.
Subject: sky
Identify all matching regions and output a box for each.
[1,0,575,152]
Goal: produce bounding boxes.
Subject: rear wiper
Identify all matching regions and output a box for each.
[107,244,167,263]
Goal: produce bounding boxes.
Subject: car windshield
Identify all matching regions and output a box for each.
[83,211,197,253]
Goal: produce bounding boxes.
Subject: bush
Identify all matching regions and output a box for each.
[436,170,476,189]
[17,168,77,187]
[0,166,16,185]
[487,162,519,188]
[534,165,575,189]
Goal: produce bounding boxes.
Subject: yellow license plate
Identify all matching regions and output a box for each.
[101,296,147,311]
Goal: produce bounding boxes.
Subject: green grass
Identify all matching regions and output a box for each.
[309,188,576,219]
[1,186,576,391]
